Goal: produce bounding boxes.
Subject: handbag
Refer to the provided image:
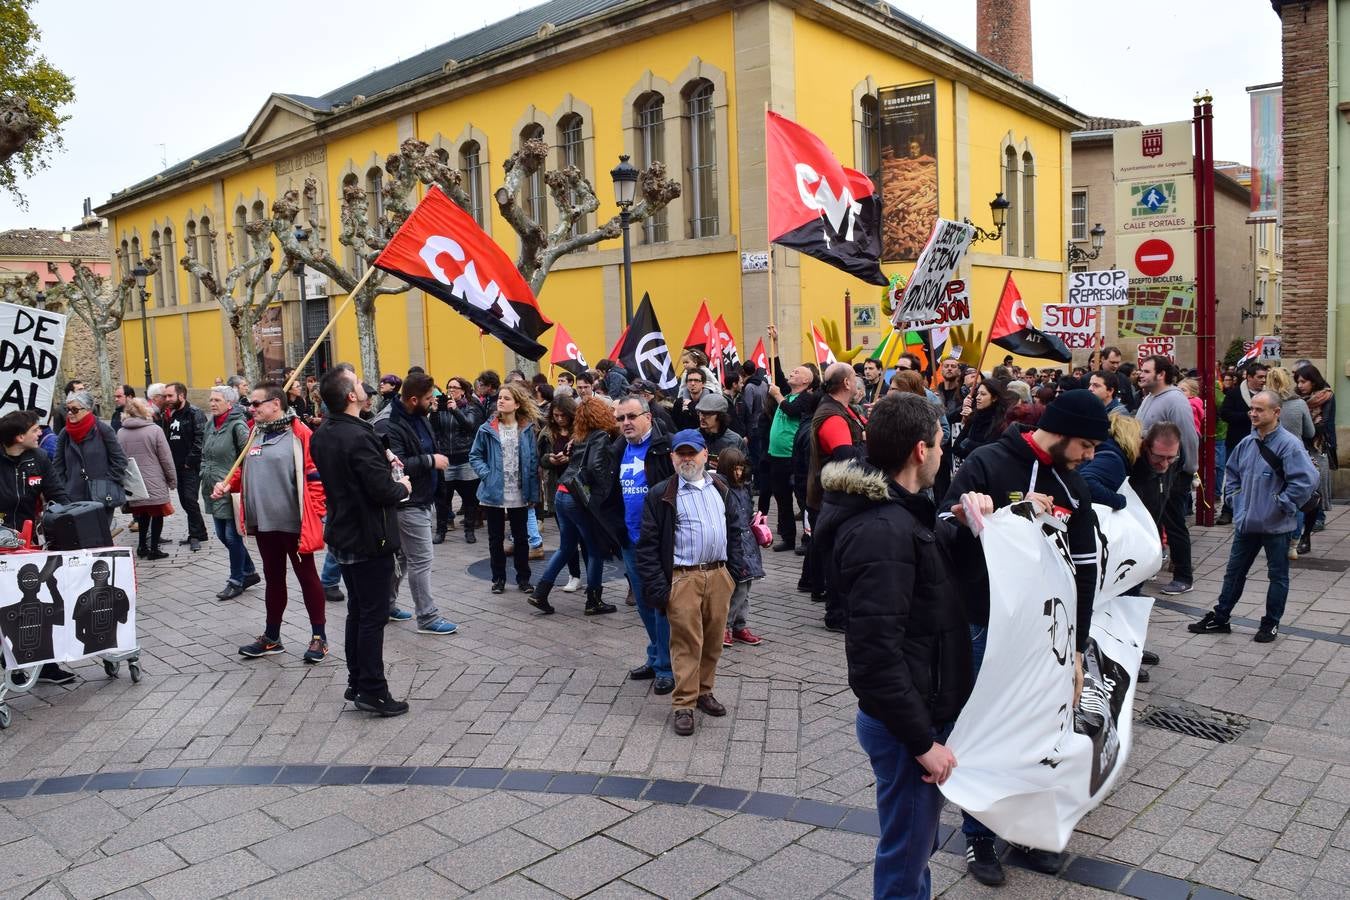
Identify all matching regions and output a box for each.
[750,510,773,547]
[70,427,127,509]
[1254,438,1323,516]
[122,457,150,502]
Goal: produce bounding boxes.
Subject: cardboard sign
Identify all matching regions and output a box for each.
[1043,304,1102,350]
[905,280,974,331]
[893,219,975,325]
[0,547,136,668]
[1067,270,1129,307]
[1138,337,1176,363]
[0,302,67,418]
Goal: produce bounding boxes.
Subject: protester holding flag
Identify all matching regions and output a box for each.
[760,325,820,553]
[469,382,543,595]
[987,273,1072,364]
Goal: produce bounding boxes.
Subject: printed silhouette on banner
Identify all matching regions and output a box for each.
[0,557,64,664]
[73,557,129,655]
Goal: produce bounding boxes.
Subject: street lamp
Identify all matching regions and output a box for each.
[1068,223,1107,264]
[1242,296,1266,321]
[610,154,639,325]
[132,265,152,392]
[965,192,1011,244]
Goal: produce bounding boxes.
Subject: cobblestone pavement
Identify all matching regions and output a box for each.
[1,502,1348,898]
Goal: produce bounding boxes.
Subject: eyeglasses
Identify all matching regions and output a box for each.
[616,412,648,422]
[64,406,82,413]
[248,399,272,408]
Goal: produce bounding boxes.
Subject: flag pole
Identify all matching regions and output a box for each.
[975,272,1011,374]
[764,102,778,345]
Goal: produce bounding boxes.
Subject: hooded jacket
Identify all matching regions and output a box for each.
[815,461,973,754]
[1078,437,1130,511]
[937,424,1099,654]
[0,446,69,535]
[374,396,440,508]
[117,417,177,506]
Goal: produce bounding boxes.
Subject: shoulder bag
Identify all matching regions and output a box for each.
[1254,438,1322,516]
[71,429,127,508]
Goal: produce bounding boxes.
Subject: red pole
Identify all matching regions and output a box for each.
[1195,94,1218,527]
[844,289,853,350]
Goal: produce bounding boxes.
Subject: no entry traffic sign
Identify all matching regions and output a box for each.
[1134,238,1175,277]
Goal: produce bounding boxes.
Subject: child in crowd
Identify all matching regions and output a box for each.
[718,447,764,647]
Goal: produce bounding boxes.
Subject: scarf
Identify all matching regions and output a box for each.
[64,412,97,444]
[1306,388,1332,427]
[213,411,230,429]
[256,410,296,436]
[1240,381,1254,407]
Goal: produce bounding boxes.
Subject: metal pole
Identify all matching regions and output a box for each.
[138,290,152,393]
[1195,96,1218,527]
[297,266,310,374]
[620,208,634,325]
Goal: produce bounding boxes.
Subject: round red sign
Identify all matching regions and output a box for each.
[1134,238,1174,278]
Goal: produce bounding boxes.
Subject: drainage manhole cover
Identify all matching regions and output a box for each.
[1137,706,1248,743]
[1292,557,1350,573]
[465,556,627,584]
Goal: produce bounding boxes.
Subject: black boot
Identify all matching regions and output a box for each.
[585,587,617,616]
[528,580,555,614]
[463,527,477,544]
[432,528,446,545]
[136,515,149,558]
[145,517,168,560]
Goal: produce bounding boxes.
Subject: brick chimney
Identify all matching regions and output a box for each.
[976,0,1033,82]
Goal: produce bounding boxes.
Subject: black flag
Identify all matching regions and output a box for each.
[616,294,678,391]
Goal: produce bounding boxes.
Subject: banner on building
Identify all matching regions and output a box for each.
[0,302,67,418]
[253,304,286,381]
[1112,121,1192,182]
[892,219,975,325]
[878,81,939,261]
[1138,337,1177,364]
[941,488,1159,851]
[0,548,137,668]
[1066,270,1129,307]
[1113,177,1196,234]
[1116,286,1197,338]
[1042,305,1102,350]
[1249,84,1283,222]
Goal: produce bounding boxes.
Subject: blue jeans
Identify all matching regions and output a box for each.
[857,710,944,899]
[213,516,256,586]
[1213,530,1292,629]
[622,539,672,678]
[538,492,605,589]
[527,506,542,549]
[961,625,995,841]
[320,546,341,589]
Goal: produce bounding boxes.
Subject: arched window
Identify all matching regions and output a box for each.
[235,205,250,262]
[557,114,585,237]
[635,92,666,244]
[1003,146,1020,258]
[459,141,485,227]
[859,94,880,188]
[119,240,130,278]
[250,200,265,222]
[130,235,142,268]
[184,220,201,304]
[199,215,216,279]
[520,123,548,231]
[684,79,718,238]
[1021,151,1035,258]
[366,167,386,229]
[150,231,164,305]
[161,226,177,306]
[343,173,367,275]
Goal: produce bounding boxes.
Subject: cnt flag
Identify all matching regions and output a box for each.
[615,293,679,390]
[766,111,888,286]
[748,337,769,373]
[1235,337,1265,368]
[713,315,741,371]
[811,322,838,367]
[549,323,588,376]
[373,186,553,359]
[683,300,713,352]
[989,272,1072,363]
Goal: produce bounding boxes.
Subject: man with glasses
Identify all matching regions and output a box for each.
[672,370,707,431]
[1137,355,1199,595]
[613,394,675,695]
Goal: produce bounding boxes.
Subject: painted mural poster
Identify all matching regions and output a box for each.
[1249,84,1283,221]
[878,81,939,261]
[253,304,285,380]
[1115,286,1197,338]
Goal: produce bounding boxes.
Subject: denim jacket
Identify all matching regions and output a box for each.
[469,418,540,507]
[1224,426,1318,535]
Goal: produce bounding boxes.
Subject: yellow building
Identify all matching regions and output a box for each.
[96,0,1082,388]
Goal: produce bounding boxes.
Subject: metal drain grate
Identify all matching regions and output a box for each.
[1291,557,1350,573]
[1137,707,1248,743]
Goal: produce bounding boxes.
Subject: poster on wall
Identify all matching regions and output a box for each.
[1249,84,1283,222]
[253,304,285,381]
[878,81,939,261]
[0,302,67,418]
[1115,286,1197,338]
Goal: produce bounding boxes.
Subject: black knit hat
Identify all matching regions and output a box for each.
[1039,389,1110,442]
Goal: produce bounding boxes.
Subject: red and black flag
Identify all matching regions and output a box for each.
[766,111,888,286]
[713,315,740,371]
[614,293,679,391]
[748,338,769,373]
[373,185,553,359]
[683,300,713,352]
[989,272,1072,363]
[549,323,588,376]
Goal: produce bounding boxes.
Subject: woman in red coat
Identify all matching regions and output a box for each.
[212,382,328,663]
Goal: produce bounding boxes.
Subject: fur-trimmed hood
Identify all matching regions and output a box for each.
[815,460,937,553]
[819,460,891,501]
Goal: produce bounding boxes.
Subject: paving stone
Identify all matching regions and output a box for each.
[514,795,631,849]
[461,874,564,899]
[426,828,553,890]
[142,849,274,900]
[59,842,185,900]
[702,814,812,861]
[1191,850,1258,892]
[1253,847,1317,892]
[163,809,287,864]
[330,823,455,883]
[603,803,723,855]
[248,814,373,872]
[522,835,650,897]
[423,791,540,843]
[229,858,353,900]
[343,865,466,899]
[0,835,70,888]
[729,843,858,898]
[623,838,752,900]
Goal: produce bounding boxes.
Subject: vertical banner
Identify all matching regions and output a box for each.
[0,302,68,418]
[878,81,939,261]
[1248,84,1283,221]
[253,304,286,381]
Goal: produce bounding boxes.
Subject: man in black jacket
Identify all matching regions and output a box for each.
[374,373,456,635]
[431,377,486,543]
[805,363,867,624]
[636,429,747,736]
[1216,363,1267,525]
[311,368,412,717]
[816,393,972,900]
[937,389,1107,886]
[161,382,209,550]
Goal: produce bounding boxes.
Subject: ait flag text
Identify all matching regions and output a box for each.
[989,272,1072,363]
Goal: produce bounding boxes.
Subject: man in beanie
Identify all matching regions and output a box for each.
[937,389,1106,886]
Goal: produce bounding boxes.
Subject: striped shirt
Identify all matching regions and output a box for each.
[673,476,728,566]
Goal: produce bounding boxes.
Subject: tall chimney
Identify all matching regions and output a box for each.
[976,0,1033,82]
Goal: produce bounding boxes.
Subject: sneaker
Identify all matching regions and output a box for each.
[353,693,410,717]
[324,585,345,603]
[529,546,544,560]
[239,636,284,658]
[1187,612,1231,635]
[1288,544,1299,561]
[733,628,763,645]
[1254,624,1279,643]
[966,837,1005,886]
[417,618,459,635]
[1313,520,1326,532]
[723,628,733,648]
[1160,580,1193,595]
[518,581,534,594]
[1297,538,1311,556]
[302,637,328,664]
[388,607,413,621]
[37,664,77,685]
[491,580,506,594]
[562,576,582,593]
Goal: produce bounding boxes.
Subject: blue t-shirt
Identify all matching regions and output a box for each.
[619,434,652,543]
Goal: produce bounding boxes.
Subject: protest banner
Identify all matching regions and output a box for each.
[892,219,975,325]
[1042,304,1102,350]
[0,547,137,668]
[1138,337,1176,364]
[902,279,973,331]
[940,486,1159,851]
[0,302,68,418]
[1067,270,1128,307]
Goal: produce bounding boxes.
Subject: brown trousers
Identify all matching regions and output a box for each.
[666,566,735,709]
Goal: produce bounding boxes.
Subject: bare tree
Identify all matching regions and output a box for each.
[0,269,42,306]
[43,256,157,413]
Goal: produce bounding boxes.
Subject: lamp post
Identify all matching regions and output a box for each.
[132,265,152,392]
[1067,223,1107,265]
[610,154,639,325]
[964,192,1011,244]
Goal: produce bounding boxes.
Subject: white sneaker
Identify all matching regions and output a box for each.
[1288,545,1299,561]
[562,576,582,593]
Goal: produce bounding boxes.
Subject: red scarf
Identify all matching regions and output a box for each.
[213,411,230,429]
[64,412,97,444]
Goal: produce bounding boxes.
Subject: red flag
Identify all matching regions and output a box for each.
[766,111,888,286]
[989,272,1072,363]
[549,323,588,376]
[749,338,768,373]
[811,322,837,367]
[707,318,723,386]
[373,186,552,359]
[607,326,628,363]
[713,315,741,369]
[683,300,713,351]
[1236,338,1264,367]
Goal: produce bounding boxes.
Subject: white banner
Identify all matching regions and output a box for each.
[0,547,137,668]
[1067,270,1129,307]
[940,486,1159,851]
[0,302,68,418]
[893,219,975,325]
[905,280,973,331]
[1043,304,1102,351]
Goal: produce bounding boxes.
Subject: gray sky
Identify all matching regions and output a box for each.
[0,0,1281,229]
